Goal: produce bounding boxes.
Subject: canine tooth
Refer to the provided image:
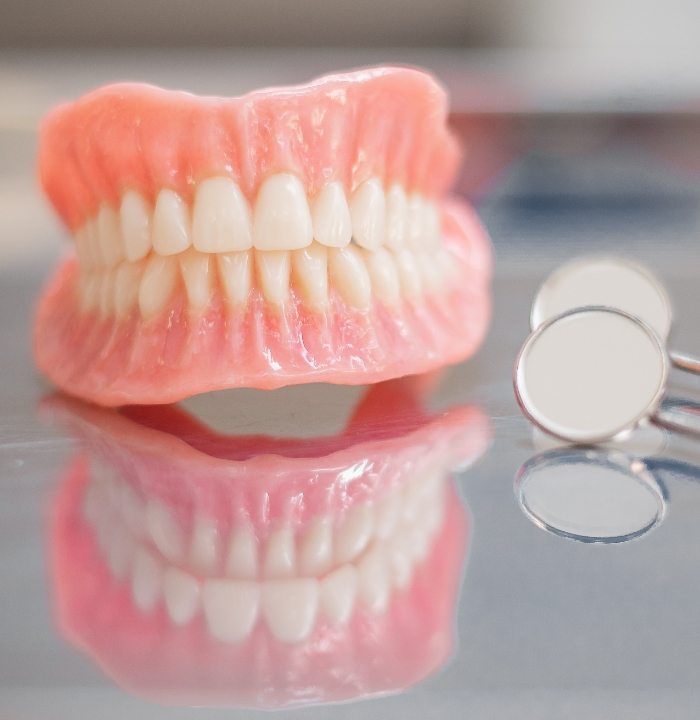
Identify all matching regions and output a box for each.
[217,251,252,308]
[146,499,184,563]
[179,250,213,312]
[292,243,328,309]
[139,254,178,319]
[298,515,333,575]
[262,579,319,643]
[163,567,200,626]
[193,177,253,252]
[253,173,313,250]
[131,547,162,612]
[263,526,296,578]
[312,182,352,248]
[395,248,422,298]
[120,190,152,261]
[257,250,290,305]
[335,504,373,564]
[202,579,259,643]
[385,184,408,250]
[363,247,400,305]
[350,178,385,250]
[225,524,258,579]
[328,246,371,310]
[189,514,220,574]
[99,269,116,317]
[114,261,145,318]
[97,204,124,267]
[374,486,402,539]
[319,564,358,625]
[152,189,191,256]
[357,544,390,614]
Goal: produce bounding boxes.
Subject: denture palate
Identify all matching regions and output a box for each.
[74,175,446,319]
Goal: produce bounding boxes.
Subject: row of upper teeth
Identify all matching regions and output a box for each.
[83,466,447,643]
[77,241,453,319]
[75,175,441,267]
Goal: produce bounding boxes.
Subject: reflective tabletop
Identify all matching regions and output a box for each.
[3,51,700,719]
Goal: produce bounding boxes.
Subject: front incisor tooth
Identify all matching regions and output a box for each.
[217,251,252,308]
[311,182,352,248]
[202,579,260,643]
[163,567,200,626]
[384,184,408,250]
[319,564,358,625]
[253,173,313,250]
[363,247,400,306]
[328,246,371,310]
[139,255,178,319]
[114,260,145,318]
[263,526,296,578]
[193,177,253,252]
[152,189,191,256]
[298,515,333,575]
[120,190,152,261]
[225,524,258,579]
[349,178,385,250]
[97,204,124,268]
[257,250,290,306]
[179,250,213,312]
[262,579,319,643]
[335,504,373,564]
[292,243,328,309]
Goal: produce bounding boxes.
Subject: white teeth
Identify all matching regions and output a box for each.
[179,249,213,312]
[423,203,441,247]
[335,504,373,564]
[350,178,385,251]
[189,514,220,575]
[138,254,178,319]
[263,526,296,579]
[406,195,425,248]
[262,579,319,643]
[202,579,260,643]
[98,269,116,317]
[374,486,402,540]
[298,515,333,576]
[192,177,253,252]
[402,477,425,525]
[79,274,100,313]
[406,196,441,249]
[163,567,200,626]
[254,174,313,251]
[217,251,252,308]
[152,189,191,256]
[131,547,162,612]
[388,530,414,590]
[106,521,134,581]
[311,182,352,248]
[395,248,422,298]
[292,244,328,309]
[146,499,184,563]
[419,250,443,294]
[120,191,152,261]
[319,564,358,626]
[74,225,93,268]
[363,247,401,306]
[96,204,124,268]
[357,544,390,614]
[225,524,259,579]
[384,184,408,250]
[117,480,146,536]
[256,250,290,305]
[114,260,145,318]
[328,245,372,310]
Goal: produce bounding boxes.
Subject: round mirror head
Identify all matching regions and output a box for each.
[515,448,666,543]
[515,307,668,444]
[531,256,672,341]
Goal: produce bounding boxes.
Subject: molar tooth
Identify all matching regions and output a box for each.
[357,544,390,614]
[131,547,162,612]
[189,514,220,575]
[263,525,296,579]
[256,250,290,305]
[253,173,313,250]
[363,247,400,306]
[139,254,178,319]
[395,248,422,299]
[311,182,352,248]
[349,178,385,250]
[225,524,258,579]
[114,261,145,319]
[145,499,184,563]
[298,515,333,576]
[163,567,200,626]
[193,177,253,252]
[292,243,328,309]
[385,184,407,250]
[179,249,213,312]
[334,504,373,565]
[328,246,371,310]
[202,579,260,643]
[217,251,252,308]
[97,204,124,268]
[319,564,358,625]
[406,195,425,248]
[120,190,152,261]
[262,579,319,643]
[152,189,191,256]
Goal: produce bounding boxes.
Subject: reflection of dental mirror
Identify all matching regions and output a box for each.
[531,422,668,456]
[515,448,667,543]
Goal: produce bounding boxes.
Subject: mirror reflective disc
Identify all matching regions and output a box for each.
[531,256,672,340]
[515,449,666,543]
[515,307,668,443]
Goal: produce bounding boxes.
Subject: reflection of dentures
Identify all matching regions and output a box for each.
[35,67,492,405]
[46,380,490,708]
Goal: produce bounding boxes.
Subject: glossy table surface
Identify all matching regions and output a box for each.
[2,51,700,719]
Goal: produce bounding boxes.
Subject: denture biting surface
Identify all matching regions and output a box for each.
[36,67,491,405]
